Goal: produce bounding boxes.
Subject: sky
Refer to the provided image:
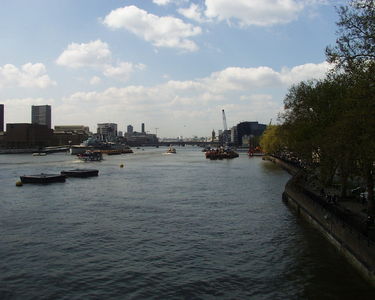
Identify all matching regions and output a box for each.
[0,0,343,138]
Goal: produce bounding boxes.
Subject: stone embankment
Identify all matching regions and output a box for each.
[264,156,375,287]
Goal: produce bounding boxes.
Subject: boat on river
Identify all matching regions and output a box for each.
[248,146,264,157]
[61,169,99,178]
[70,138,132,155]
[166,146,176,154]
[77,151,103,161]
[20,173,66,184]
[205,148,239,160]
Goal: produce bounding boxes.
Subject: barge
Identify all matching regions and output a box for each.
[61,169,99,178]
[20,173,66,184]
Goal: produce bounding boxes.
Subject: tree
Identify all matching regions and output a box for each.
[259,125,284,154]
[326,0,375,70]
[327,0,375,217]
[280,76,354,189]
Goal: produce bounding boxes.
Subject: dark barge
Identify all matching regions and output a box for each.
[20,173,66,184]
[61,169,99,178]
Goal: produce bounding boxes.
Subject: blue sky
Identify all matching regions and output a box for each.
[0,0,341,137]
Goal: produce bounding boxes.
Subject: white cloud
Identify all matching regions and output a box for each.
[153,0,171,5]
[57,62,330,133]
[0,63,56,89]
[4,62,331,136]
[204,0,305,26]
[204,66,282,93]
[280,61,333,84]
[178,4,207,23]
[56,40,111,68]
[103,5,202,51]
[89,76,101,85]
[103,62,146,81]
[56,39,145,81]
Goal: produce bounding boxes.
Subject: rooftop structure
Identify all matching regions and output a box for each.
[54,125,90,135]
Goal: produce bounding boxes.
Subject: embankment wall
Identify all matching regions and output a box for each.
[265,156,375,286]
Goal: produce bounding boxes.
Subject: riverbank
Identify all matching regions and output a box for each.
[265,156,375,287]
[0,146,68,154]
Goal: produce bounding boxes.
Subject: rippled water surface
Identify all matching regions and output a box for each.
[0,147,374,299]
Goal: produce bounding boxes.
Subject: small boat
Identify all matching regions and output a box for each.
[248,146,264,157]
[32,152,47,156]
[166,146,176,154]
[205,148,239,160]
[77,151,103,161]
[61,169,99,178]
[20,173,66,184]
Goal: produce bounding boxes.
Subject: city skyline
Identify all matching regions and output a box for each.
[0,0,340,137]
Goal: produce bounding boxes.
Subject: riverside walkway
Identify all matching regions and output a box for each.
[265,155,375,241]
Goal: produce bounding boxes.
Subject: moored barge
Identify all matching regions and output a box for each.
[20,173,66,184]
[61,169,99,178]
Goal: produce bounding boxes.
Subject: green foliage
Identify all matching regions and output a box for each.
[269,0,375,214]
[259,125,284,154]
[326,0,375,70]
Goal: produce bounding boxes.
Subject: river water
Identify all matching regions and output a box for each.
[0,147,374,299]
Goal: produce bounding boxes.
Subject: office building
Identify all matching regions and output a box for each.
[97,123,117,141]
[127,125,133,134]
[0,104,4,132]
[236,121,266,146]
[32,105,51,129]
[5,123,53,148]
[141,123,145,133]
[230,126,238,144]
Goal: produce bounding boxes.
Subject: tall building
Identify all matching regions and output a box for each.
[97,123,117,141]
[236,121,266,146]
[230,126,238,144]
[141,123,145,133]
[127,125,133,134]
[0,104,4,132]
[32,105,51,129]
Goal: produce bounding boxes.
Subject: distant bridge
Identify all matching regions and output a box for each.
[157,141,220,147]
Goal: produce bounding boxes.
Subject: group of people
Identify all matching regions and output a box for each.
[320,189,338,205]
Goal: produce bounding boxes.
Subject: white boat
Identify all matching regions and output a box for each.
[69,145,92,155]
[166,146,176,154]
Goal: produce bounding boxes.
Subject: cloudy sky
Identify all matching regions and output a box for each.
[0,0,340,137]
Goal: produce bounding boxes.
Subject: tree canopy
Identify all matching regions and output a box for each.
[262,0,375,216]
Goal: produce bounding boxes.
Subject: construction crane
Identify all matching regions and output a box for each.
[222,109,229,146]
